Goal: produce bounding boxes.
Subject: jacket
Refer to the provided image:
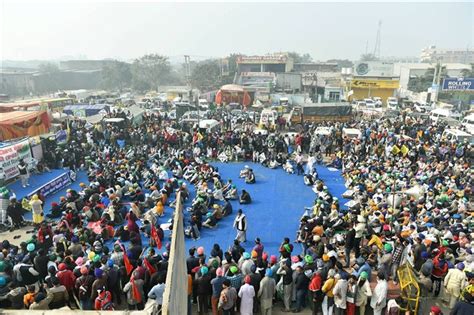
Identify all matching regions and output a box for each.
[123,278,145,305]
[195,274,212,296]
[333,279,348,309]
[29,292,54,310]
[355,280,372,306]
[444,268,466,296]
[258,276,276,301]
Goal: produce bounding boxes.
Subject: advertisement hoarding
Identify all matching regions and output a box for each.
[442,78,474,91]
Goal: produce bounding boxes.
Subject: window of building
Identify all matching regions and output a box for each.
[329,91,340,101]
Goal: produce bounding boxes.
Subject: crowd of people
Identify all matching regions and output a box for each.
[0,107,472,315]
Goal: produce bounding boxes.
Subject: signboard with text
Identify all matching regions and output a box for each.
[0,139,33,180]
[354,62,394,77]
[442,77,474,91]
[351,79,400,89]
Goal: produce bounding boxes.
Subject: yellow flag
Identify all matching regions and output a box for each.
[391,145,400,155]
[66,119,71,141]
[401,145,409,156]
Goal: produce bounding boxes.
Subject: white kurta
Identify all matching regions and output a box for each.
[238,283,255,315]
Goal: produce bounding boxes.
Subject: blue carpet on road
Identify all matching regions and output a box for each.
[7,169,89,221]
[182,162,348,257]
[6,163,348,258]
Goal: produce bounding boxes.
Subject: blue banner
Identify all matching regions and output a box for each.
[29,171,72,198]
[55,130,67,144]
[442,77,474,91]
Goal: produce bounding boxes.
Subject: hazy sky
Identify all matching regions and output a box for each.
[1,1,473,61]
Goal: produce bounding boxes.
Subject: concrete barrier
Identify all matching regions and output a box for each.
[162,192,187,315]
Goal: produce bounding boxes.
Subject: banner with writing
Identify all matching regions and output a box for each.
[31,171,72,198]
[0,139,33,180]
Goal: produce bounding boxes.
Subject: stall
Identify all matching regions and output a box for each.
[63,104,109,117]
[0,111,51,141]
[215,84,252,107]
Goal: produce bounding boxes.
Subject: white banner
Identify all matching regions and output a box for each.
[0,139,33,180]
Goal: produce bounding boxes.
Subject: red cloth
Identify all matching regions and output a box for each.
[309,273,322,292]
[57,269,76,292]
[143,258,156,275]
[130,275,142,303]
[151,225,162,249]
[123,252,133,276]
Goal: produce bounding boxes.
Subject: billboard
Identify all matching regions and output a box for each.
[0,138,33,180]
[351,79,399,89]
[354,62,394,77]
[442,77,474,91]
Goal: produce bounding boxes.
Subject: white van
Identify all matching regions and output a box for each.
[461,114,474,134]
[430,108,457,124]
[198,119,220,133]
[198,99,209,110]
[442,129,474,144]
[343,128,362,139]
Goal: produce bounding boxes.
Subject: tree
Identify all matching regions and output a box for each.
[407,69,437,93]
[38,62,61,93]
[101,60,132,92]
[188,56,237,92]
[190,59,224,91]
[131,54,171,91]
[288,52,313,63]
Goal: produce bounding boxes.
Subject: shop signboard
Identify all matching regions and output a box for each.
[442,78,474,91]
[351,79,399,89]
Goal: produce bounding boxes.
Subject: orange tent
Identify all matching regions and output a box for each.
[0,111,51,141]
[215,84,251,107]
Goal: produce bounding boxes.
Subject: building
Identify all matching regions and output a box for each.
[293,62,338,73]
[393,63,472,90]
[348,61,400,102]
[275,73,302,93]
[0,69,37,96]
[236,54,293,73]
[236,72,275,102]
[421,46,474,64]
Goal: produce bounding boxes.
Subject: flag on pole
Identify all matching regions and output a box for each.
[151,225,162,250]
[143,257,156,275]
[118,242,133,275]
[66,120,71,141]
[401,145,409,156]
[391,145,400,155]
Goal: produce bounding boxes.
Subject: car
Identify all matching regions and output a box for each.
[168,110,176,120]
[364,98,375,107]
[373,97,383,107]
[414,102,432,113]
[386,97,398,110]
[461,114,474,134]
[198,99,209,110]
[353,101,366,111]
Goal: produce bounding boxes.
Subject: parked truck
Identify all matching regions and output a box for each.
[285,103,352,132]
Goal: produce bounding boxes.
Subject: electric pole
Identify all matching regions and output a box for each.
[373,20,382,59]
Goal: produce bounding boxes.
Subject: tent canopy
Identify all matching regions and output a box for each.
[220,84,245,92]
[0,111,47,125]
[0,111,51,141]
[63,104,109,116]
